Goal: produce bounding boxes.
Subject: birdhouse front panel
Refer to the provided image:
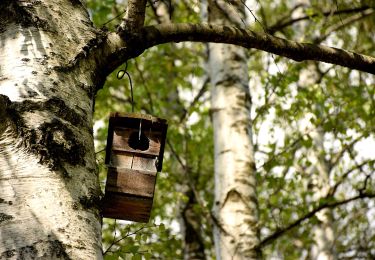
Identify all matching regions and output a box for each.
[106,167,156,198]
[102,112,167,222]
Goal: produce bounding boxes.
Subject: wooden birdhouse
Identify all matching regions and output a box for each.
[101,112,168,222]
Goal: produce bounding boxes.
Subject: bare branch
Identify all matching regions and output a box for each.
[179,76,209,123]
[328,159,375,197]
[103,225,147,255]
[259,192,375,248]
[330,134,367,169]
[315,9,374,43]
[141,23,375,74]
[92,21,375,85]
[268,6,372,34]
[267,3,307,30]
[134,59,155,113]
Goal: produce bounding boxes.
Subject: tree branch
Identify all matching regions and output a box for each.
[268,6,372,34]
[141,23,375,74]
[119,0,147,36]
[328,159,375,197]
[94,20,375,85]
[259,192,375,248]
[330,134,367,170]
[314,9,374,43]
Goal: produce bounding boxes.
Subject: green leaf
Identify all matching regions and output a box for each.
[129,245,140,254]
[159,223,165,232]
[144,252,152,260]
[132,254,142,260]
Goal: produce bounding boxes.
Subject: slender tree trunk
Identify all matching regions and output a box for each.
[207,1,259,259]
[148,2,206,258]
[0,1,102,259]
[299,65,337,260]
[181,190,206,260]
[310,129,337,260]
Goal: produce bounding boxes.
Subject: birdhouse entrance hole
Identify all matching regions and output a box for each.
[128,131,150,151]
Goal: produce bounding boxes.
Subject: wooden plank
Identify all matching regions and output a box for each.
[110,152,133,168]
[105,113,168,171]
[110,112,167,125]
[131,156,157,172]
[109,151,157,172]
[106,168,156,197]
[101,193,153,222]
[112,127,162,156]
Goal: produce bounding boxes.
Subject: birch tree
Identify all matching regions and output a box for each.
[206,0,259,259]
[0,0,374,259]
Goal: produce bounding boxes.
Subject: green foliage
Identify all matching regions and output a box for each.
[89,0,375,258]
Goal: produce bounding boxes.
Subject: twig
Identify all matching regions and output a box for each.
[330,134,367,169]
[95,148,106,154]
[268,6,372,34]
[314,9,374,43]
[259,192,375,248]
[328,160,375,197]
[179,76,209,123]
[103,225,147,255]
[134,59,155,113]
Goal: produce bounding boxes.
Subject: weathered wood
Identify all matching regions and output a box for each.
[131,156,157,172]
[110,151,133,168]
[112,127,162,156]
[106,167,156,197]
[105,112,168,172]
[101,193,153,222]
[102,112,168,222]
[109,151,157,171]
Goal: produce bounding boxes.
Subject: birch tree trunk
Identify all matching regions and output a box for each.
[310,130,336,260]
[181,190,206,260]
[299,65,337,260]
[207,1,259,259]
[0,1,102,259]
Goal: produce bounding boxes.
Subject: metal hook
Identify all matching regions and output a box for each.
[117,61,134,112]
[116,61,129,79]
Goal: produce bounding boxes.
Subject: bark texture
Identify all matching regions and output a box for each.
[207,1,259,259]
[299,65,337,260]
[310,138,337,260]
[139,23,375,74]
[310,95,337,260]
[0,1,102,259]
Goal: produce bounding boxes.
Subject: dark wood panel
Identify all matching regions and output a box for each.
[101,193,153,222]
[106,168,156,198]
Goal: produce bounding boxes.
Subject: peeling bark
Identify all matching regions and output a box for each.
[0,0,373,259]
[139,23,375,74]
[310,129,337,260]
[0,1,102,259]
[207,1,259,259]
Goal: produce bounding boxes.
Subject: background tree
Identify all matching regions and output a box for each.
[206,0,259,259]
[0,0,374,259]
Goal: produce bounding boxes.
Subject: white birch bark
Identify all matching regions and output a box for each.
[310,129,337,260]
[0,1,102,259]
[207,1,259,259]
[299,66,337,260]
